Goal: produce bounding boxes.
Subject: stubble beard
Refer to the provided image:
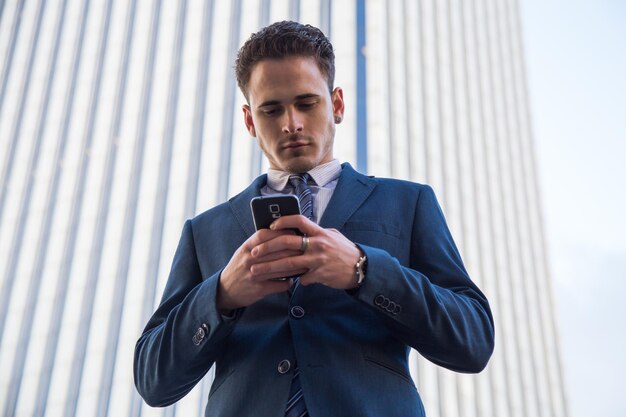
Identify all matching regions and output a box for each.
[259,125,335,174]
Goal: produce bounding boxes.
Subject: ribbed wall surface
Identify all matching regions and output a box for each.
[0,0,567,416]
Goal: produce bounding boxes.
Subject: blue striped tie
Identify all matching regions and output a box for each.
[285,368,308,417]
[285,174,312,417]
[288,173,313,220]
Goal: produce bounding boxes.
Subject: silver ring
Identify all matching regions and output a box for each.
[300,235,309,252]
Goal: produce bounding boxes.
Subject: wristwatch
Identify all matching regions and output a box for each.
[355,254,367,287]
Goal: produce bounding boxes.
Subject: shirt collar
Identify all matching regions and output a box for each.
[267,159,342,192]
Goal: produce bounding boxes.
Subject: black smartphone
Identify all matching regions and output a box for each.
[250,195,302,282]
[250,194,301,230]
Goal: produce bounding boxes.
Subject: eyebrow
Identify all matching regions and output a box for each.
[257,94,320,108]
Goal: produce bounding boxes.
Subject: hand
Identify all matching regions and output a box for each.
[217,229,307,312]
[249,215,362,290]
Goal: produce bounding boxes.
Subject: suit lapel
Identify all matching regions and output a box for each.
[228,174,267,239]
[319,163,376,230]
[227,164,376,237]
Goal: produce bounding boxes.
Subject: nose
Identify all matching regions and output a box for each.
[282,108,303,134]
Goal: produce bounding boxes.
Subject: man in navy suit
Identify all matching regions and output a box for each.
[134,21,494,416]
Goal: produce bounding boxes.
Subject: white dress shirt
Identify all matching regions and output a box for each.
[261,159,342,224]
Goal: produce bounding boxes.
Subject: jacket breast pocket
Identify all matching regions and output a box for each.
[342,221,403,256]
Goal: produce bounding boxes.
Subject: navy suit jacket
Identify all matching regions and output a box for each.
[134,163,494,416]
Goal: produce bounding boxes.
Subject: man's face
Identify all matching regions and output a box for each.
[242,56,344,174]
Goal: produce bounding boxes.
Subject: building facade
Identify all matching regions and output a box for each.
[0,0,567,416]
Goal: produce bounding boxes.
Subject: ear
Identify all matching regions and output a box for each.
[330,87,345,123]
[331,87,345,121]
[243,104,256,137]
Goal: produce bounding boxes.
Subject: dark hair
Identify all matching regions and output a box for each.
[235,21,335,99]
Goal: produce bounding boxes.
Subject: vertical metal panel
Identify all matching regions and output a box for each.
[62,0,115,415]
[320,0,331,38]
[31,1,93,415]
[384,0,395,177]
[402,0,417,181]
[431,0,447,206]
[289,0,300,20]
[445,0,463,242]
[79,0,138,415]
[2,0,69,415]
[0,0,20,195]
[249,0,271,182]
[355,0,367,173]
[0,0,25,130]
[86,1,162,416]
[217,0,242,201]
[417,0,430,184]
[0,0,6,26]
[0,0,47,347]
[115,3,187,417]
[185,0,216,219]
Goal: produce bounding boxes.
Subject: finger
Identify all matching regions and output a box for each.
[251,234,304,258]
[250,255,310,277]
[269,214,320,236]
[246,228,294,250]
[252,249,303,264]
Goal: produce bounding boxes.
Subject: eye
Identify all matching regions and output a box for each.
[261,107,281,116]
[297,101,317,110]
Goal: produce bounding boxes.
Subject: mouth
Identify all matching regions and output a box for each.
[283,141,309,149]
[282,136,310,149]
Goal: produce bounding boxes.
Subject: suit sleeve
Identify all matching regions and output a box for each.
[133,220,241,407]
[353,185,495,373]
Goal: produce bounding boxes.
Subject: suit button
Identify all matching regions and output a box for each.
[375,295,385,306]
[387,301,396,312]
[277,359,291,374]
[192,324,208,346]
[290,306,305,319]
[393,304,402,315]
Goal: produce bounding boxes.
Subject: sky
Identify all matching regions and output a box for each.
[520,1,626,416]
